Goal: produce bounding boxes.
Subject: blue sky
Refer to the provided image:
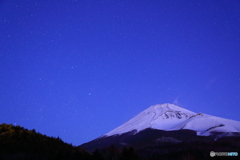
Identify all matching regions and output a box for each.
[0,0,240,145]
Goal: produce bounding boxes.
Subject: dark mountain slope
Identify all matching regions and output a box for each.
[80,128,240,159]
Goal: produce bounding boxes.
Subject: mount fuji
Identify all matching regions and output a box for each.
[80,103,240,153]
[105,103,240,137]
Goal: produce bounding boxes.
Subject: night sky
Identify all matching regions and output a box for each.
[1,0,240,146]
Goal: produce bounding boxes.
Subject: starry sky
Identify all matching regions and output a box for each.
[1,0,240,146]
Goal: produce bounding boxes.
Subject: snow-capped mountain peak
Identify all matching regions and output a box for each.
[105,103,196,136]
[105,103,240,137]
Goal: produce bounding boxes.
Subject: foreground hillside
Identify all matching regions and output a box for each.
[0,123,139,160]
[0,123,91,160]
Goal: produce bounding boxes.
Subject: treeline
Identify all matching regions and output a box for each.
[91,145,139,160]
[0,123,91,160]
[0,123,139,160]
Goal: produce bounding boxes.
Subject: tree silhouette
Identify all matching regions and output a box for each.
[92,149,104,160]
[121,146,139,160]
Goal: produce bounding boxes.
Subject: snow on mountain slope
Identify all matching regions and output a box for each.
[105,103,240,137]
[105,103,196,136]
[173,113,240,136]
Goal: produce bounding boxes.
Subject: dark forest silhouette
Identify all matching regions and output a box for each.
[0,123,239,160]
